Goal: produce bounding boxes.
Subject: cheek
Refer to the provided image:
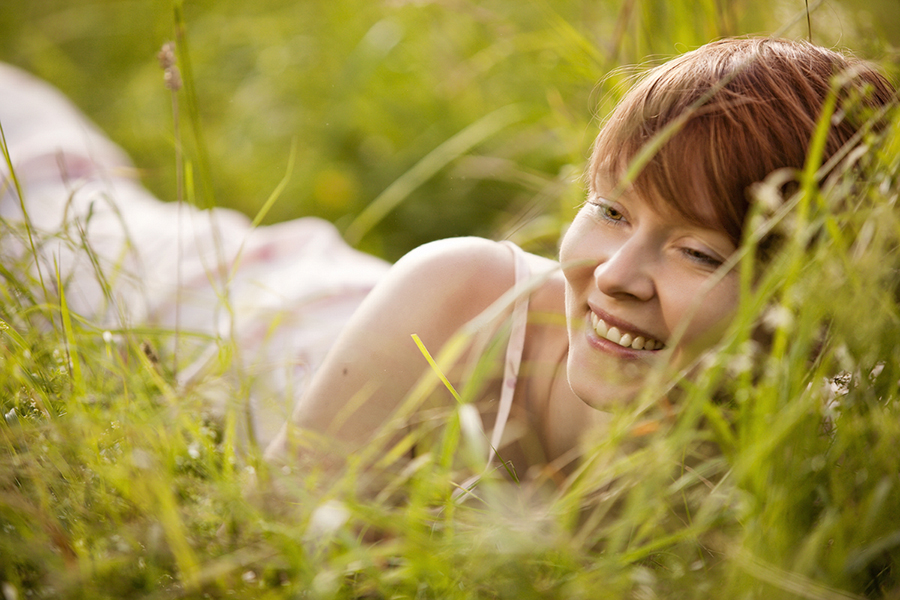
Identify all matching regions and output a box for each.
[559,214,613,282]
[670,275,740,348]
[558,220,591,288]
[558,219,583,265]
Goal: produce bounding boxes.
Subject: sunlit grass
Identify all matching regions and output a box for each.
[0,1,899,598]
[4,0,896,258]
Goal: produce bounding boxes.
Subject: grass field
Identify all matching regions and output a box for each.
[1,1,900,598]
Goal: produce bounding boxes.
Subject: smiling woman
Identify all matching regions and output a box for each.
[0,37,894,491]
[2,11,900,593]
[265,37,897,482]
[560,186,741,412]
[558,36,900,412]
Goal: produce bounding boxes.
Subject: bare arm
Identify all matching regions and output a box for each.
[264,237,518,468]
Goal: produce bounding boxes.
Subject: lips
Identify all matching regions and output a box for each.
[590,311,666,351]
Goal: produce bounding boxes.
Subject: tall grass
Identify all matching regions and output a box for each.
[3,0,897,258]
[1,1,899,598]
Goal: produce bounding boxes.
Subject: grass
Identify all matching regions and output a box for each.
[1,0,900,598]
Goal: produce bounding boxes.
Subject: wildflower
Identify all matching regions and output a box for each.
[157,42,176,70]
[132,448,153,470]
[761,303,794,333]
[164,69,182,92]
[187,442,201,460]
[727,340,760,378]
[308,500,350,536]
[157,42,182,91]
[2,582,19,600]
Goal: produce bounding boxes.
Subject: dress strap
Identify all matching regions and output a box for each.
[487,240,531,467]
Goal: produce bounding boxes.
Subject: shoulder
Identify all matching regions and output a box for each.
[357,237,564,354]
[364,238,516,337]
[395,236,512,274]
[389,237,513,299]
[388,237,562,313]
[395,236,561,280]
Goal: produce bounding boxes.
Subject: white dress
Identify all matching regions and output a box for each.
[0,63,390,449]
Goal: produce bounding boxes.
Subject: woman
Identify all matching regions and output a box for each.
[0,38,893,483]
[263,37,895,483]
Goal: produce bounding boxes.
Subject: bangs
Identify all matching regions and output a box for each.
[587,38,896,247]
[591,115,749,244]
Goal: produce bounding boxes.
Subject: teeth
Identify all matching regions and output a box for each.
[606,326,622,344]
[591,314,664,351]
[591,312,608,337]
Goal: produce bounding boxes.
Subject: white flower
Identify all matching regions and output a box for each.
[308,500,350,537]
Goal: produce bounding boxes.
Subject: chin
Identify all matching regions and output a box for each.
[566,353,646,411]
[572,384,643,411]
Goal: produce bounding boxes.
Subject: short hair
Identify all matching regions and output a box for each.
[588,37,896,244]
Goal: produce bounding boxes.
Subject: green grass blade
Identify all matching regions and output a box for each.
[344,104,526,245]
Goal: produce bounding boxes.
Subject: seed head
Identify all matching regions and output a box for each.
[157,42,176,70]
[163,68,182,91]
[157,42,182,91]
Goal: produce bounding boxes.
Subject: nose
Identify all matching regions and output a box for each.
[593,235,656,302]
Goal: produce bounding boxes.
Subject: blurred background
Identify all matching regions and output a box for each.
[1,0,897,261]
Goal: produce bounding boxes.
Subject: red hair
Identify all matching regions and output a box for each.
[589,38,896,244]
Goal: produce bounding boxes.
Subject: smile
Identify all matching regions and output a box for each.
[590,312,666,351]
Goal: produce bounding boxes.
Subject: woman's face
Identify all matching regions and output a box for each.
[559,180,740,410]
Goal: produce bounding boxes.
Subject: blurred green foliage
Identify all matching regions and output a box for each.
[1,0,897,259]
[1,2,900,599]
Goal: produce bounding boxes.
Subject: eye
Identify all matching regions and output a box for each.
[587,199,626,224]
[681,247,724,268]
[602,205,625,222]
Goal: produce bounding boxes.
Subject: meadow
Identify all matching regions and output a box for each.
[1,0,900,597]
